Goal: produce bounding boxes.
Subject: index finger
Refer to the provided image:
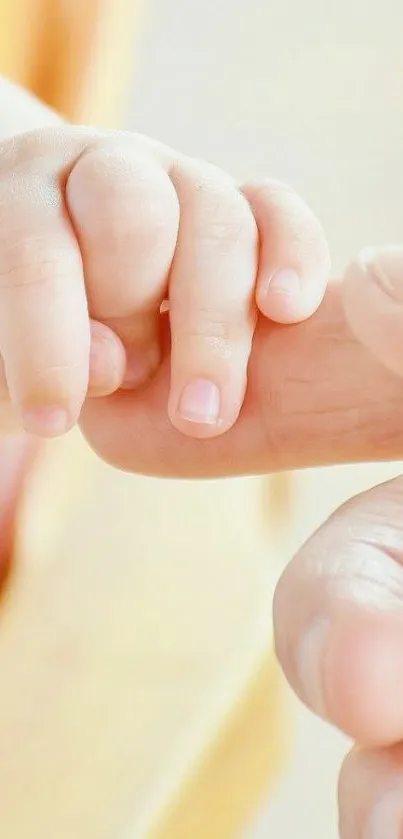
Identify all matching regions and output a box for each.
[80,280,403,478]
[343,245,403,377]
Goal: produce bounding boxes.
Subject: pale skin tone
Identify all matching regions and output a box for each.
[3,77,403,837]
[0,118,330,438]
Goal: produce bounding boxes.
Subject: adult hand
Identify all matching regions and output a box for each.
[3,252,399,578]
[80,274,403,478]
[82,243,403,837]
[275,245,403,838]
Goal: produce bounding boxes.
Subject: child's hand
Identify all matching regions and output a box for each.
[0,127,329,439]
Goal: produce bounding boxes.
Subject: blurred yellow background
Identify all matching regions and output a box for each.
[1,1,403,838]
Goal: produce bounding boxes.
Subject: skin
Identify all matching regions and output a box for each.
[2,76,403,837]
[0,127,329,439]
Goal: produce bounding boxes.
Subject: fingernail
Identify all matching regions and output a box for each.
[297,618,329,718]
[177,379,220,424]
[121,344,161,390]
[367,790,403,839]
[358,245,403,303]
[267,268,300,297]
[22,406,70,438]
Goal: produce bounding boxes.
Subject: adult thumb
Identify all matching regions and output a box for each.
[343,245,403,377]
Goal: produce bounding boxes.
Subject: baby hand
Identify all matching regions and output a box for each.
[0,127,330,439]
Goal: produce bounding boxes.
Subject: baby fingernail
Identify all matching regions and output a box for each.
[122,344,161,390]
[268,268,300,297]
[22,406,70,438]
[178,379,220,424]
[297,618,329,719]
[367,790,403,839]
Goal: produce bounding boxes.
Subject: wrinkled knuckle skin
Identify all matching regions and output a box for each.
[0,236,80,291]
[0,127,69,172]
[197,190,256,253]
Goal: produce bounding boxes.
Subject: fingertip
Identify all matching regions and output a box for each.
[274,489,403,748]
[256,266,327,323]
[243,179,330,324]
[88,321,126,397]
[22,405,73,438]
[120,342,161,391]
[325,614,403,747]
[291,608,403,747]
[339,744,403,839]
[169,377,229,439]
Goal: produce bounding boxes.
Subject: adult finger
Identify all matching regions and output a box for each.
[339,743,403,839]
[274,472,403,747]
[343,245,403,377]
[80,280,403,477]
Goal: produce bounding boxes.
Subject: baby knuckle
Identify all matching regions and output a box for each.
[199,193,256,252]
[70,147,178,246]
[0,237,78,290]
[177,308,247,347]
[176,158,256,251]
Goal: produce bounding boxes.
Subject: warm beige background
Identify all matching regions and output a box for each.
[125,1,403,836]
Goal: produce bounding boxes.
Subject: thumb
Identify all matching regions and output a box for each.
[274,471,403,747]
[343,245,403,377]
